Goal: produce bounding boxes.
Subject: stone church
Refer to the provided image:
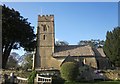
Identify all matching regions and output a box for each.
[35,15,111,70]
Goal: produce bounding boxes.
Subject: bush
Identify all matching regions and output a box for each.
[52,76,65,84]
[60,62,79,82]
[28,70,36,84]
[64,81,80,84]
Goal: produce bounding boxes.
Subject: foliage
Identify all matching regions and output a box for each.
[52,77,65,84]
[78,39,104,48]
[103,27,120,67]
[21,52,33,70]
[6,52,20,69]
[2,5,36,68]
[55,40,69,46]
[2,70,31,78]
[28,70,36,84]
[64,81,120,84]
[64,81,80,84]
[79,65,89,74]
[60,62,79,82]
[6,55,18,69]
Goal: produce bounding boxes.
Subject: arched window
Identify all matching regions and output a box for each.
[83,58,86,64]
[43,35,45,40]
[43,26,47,31]
[42,25,47,31]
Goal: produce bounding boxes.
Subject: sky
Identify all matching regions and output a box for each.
[1,0,120,2]
[2,2,118,56]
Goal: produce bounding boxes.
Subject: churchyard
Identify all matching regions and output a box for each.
[2,3,120,84]
[1,66,120,84]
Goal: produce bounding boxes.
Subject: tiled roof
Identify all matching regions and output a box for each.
[92,47,106,57]
[53,45,95,57]
[96,48,106,57]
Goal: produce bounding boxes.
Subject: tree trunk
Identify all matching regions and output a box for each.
[2,42,14,69]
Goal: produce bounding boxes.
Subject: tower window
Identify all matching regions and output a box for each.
[43,35,45,40]
[42,24,47,31]
[43,26,47,31]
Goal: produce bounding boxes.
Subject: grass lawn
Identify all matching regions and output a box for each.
[94,81,120,84]
[64,81,120,84]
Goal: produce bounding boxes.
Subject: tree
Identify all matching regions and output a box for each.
[55,40,69,46]
[2,5,36,69]
[6,54,18,69]
[21,52,33,70]
[78,39,104,48]
[60,62,79,82]
[6,52,22,69]
[103,27,120,67]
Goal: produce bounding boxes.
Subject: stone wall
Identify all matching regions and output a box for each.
[36,15,55,69]
[104,70,120,80]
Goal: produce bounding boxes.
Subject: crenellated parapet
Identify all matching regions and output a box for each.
[38,15,54,22]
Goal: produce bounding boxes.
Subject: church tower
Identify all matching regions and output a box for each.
[35,15,55,69]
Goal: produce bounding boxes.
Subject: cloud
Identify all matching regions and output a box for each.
[0,2,3,5]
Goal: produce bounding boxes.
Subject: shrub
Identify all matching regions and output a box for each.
[64,81,79,84]
[52,76,65,84]
[28,70,36,84]
[60,62,79,82]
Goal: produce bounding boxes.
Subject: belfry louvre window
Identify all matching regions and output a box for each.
[43,25,47,31]
[43,35,45,40]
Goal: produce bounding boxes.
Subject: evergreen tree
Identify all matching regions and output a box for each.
[103,27,120,67]
[2,5,36,69]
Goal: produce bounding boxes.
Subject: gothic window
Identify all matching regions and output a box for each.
[43,35,45,40]
[43,25,47,31]
[83,58,86,64]
[41,24,48,31]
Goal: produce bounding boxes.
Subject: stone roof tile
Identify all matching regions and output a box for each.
[53,45,95,57]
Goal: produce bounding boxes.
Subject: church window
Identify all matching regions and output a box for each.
[43,26,47,31]
[83,58,86,64]
[42,24,47,31]
[43,35,45,40]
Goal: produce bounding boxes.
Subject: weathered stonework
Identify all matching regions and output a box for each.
[35,15,60,69]
[35,15,111,70]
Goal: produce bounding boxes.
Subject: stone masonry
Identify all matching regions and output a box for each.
[35,15,111,70]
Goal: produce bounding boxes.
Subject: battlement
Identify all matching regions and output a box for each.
[38,14,54,17]
[38,14,54,22]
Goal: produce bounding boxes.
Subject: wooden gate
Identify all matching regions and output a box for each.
[16,77,28,83]
[36,74,52,84]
